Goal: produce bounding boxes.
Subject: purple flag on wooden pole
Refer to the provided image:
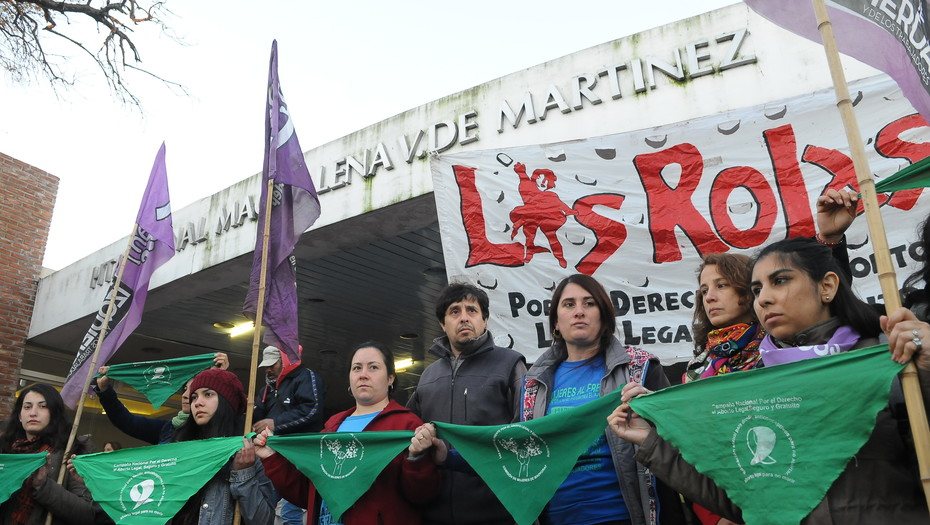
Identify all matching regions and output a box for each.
[243,40,321,366]
[62,143,175,408]
[745,0,930,122]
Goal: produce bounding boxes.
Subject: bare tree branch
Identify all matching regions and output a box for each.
[0,0,181,108]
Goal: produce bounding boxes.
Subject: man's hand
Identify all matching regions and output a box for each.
[252,418,275,433]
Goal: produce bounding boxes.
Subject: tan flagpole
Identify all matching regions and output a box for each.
[811,0,930,511]
[245,177,275,433]
[45,226,136,525]
[232,176,275,525]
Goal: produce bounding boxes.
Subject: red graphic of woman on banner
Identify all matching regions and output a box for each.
[509,162,576,268]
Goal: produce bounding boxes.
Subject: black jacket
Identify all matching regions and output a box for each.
[95,384,176,444]
[253,364,325,434]
[406,331,526,525]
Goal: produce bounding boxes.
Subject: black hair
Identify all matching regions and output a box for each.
[752,237,880,339]
[435,283,490,322]
[903,214,930,309]
[174,393,242,442]
[0,383,71,453]
[548,274,617,352]
[349,341,396,396]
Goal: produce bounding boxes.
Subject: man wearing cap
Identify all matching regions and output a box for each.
[253,345,326,525]
[252,345,325,435]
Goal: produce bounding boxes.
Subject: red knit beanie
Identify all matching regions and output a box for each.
[189,369,246,414]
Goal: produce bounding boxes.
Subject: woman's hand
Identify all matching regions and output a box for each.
[232,437,256,470]
[607,383,655,445]
[620,382,652,404]
[881,307,930,368]
[95,366,110,391]
[607,402,653,446]
[252,428,276,459]
[213,353,229,370]
[409,423,447,464]
[816,188,858,243]
[30,465,48,489]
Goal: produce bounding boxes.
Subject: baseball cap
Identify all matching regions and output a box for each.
[259,346,281,367]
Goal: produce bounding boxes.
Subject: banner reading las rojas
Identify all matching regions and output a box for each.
[430,75,930,364]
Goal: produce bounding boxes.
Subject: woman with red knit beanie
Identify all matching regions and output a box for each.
[170,368,277,525]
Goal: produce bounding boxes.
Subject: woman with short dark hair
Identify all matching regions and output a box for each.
[255,341,441,525]
[520,274,677,525]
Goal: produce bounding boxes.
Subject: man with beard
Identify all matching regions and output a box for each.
[407,283,526,525]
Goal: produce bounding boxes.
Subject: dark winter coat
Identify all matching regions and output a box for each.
[253,363,325,434]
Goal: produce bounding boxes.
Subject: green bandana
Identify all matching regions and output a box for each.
[631,345,904,525]
[73,436,245,524]
[0,452,47,504]
[268,431,413,521]
[101,353,216,408]
[433,389,621,525]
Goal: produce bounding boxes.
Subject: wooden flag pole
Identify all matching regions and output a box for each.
[245,177,275,433]
[232,177,274,525]
[45,226,136,525]
[812,0,930,511]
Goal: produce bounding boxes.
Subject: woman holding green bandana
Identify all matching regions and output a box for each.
[253,341,441,525]
[610,237,930,524]
[0,383,97,524]
[170,368,276,525]
[93,352,228,444]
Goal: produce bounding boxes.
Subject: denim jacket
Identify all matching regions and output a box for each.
[191,459,277,525]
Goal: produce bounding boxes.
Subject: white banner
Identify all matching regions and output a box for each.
[431,76,930,365]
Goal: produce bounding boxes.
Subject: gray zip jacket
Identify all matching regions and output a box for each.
[521,337,669,525]
[407,331,526,525]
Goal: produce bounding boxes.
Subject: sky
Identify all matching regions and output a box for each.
[0,1,737,271]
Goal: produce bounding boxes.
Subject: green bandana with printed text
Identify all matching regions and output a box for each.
[73,436,245,524]
[268,431,413,522]
[101,353,215,408]
[433,390,621,525]
[0,452,47,504]
[631,345,904,525]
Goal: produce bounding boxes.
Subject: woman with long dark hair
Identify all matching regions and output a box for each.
[609,237,929,524]
[0,383,97,524]
[254,341,441,525]
[170,369,276,525]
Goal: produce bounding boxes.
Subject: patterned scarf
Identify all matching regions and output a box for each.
[8,437,51,525]
[685,322,764,382]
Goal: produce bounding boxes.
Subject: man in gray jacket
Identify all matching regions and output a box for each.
[407,283,526,525]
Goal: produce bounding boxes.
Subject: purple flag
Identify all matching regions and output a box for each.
[62,143,175,408]
[745,0,930,122]
[243,40,321,367]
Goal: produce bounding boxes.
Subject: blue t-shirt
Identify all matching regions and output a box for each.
[318,411,382,525]
[545,354,628,525]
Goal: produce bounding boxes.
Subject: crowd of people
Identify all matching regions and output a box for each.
[0,189,929,525]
